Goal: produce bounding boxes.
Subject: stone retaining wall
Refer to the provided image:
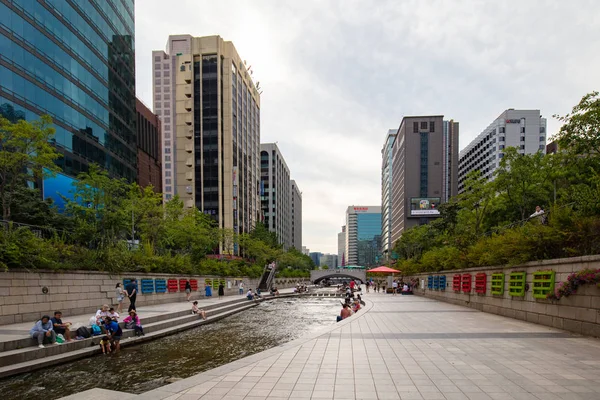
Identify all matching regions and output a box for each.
[0,270,308,325]
[408,255,600,337]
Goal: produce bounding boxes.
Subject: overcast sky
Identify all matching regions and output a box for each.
[135,0,600,255]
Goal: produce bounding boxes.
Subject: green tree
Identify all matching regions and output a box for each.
[554,91,600,157]
[0,115,61,221]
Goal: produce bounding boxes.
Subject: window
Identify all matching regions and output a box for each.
[540,127,546,133]
[420,121,428,130]
[521,127,526,133]
[165,179,171,185]
[165,147,171,153]
[165,171,172,177]
[164,132,170,138]
[164,79,170,85]
[499,136,505,142]
[413,122,418,133]
[155,87,161,93]
[166,194,172,200]
[155,63,161,70]
[429,121,435,132]
[154,79,161,85]
[164,94,170,100]
[154,94,161,101]
[539,145,545,151]
[520,136,525,141]
[154,71,161,78]
[180,65,185,72]
[164,63,169,70]
[499,153,504,159]
[165,163,171,169]
[520,145,525,150]
[165,140,171,146]
[166,186,172,192]
[499,127,505,133]
[165,156,171,162]
[539,136,545,142]
[163,102,170,108]
[165,125,170,131]
[164,117,171,123]
[154,56,161,62]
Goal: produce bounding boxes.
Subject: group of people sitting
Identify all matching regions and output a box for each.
[294,284,308,293]
[91,304,144,354]
[337,294,363,322]
[29,311,72,348]
[246,288,262,300]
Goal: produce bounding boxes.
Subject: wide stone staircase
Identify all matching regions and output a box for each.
[0,296,275,378]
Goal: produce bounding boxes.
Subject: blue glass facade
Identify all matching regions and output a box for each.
[357,213,382,267]
[0,0,137,181]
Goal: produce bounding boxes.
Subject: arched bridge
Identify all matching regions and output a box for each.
[311,268,366,284]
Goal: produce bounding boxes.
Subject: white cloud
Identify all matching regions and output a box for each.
[135,0,600,254]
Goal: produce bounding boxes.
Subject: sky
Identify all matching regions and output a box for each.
[135,0,600,255]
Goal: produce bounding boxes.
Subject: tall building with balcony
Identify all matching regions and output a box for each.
[0,0,137,186]
[260,143,291,249]
[390,116,459,244]
[381,130,396,258]
[152,35,192,202]
[345,206,382,267]
[458,109,546,193]
[291,180,302,250]
[171,36,261,239]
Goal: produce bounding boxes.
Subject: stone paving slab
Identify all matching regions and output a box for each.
[131,290,600,400]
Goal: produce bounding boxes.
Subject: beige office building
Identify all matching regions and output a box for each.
[170,35,260,239]
[390,116,459,246]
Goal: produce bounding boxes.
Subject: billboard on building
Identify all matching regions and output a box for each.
[409,197,440,216]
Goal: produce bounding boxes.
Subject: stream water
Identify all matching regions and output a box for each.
[0,297,339,400]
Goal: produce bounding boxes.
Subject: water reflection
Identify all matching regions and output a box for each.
[0,297,338,400]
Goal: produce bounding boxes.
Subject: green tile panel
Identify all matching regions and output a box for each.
[491,273,505,295]
[532,270,555,299]
[509,272,526,297]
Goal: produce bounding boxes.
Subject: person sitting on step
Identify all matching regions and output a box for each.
[123,310,144,336]
[30,315,57,348]
[191,301,207,320]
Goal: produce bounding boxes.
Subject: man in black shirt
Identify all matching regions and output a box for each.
[125,279,137,312]
[50,311,72,341]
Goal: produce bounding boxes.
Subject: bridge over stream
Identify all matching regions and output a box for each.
[310,268,366,284]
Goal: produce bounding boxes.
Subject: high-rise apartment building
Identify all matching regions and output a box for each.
[291,180,302,250]
[338,225,346,267]
[152,35,193,202]
[458,110,546,193]
[169,36,260,240]
[301,246,310,256]
[260,143,291,249]
[345,206,382,267]
[390,116,459,245]
[136,99,162,192]
[381,130,396,258]
[0,0,137,184]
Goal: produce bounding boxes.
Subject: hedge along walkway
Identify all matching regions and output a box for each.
[66,288,600,400]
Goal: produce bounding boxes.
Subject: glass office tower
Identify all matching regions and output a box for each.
[345,206,382,267]
[0,0,137,183]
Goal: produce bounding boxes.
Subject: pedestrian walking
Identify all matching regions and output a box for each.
[239,281,244,295]
[125,278,137,312]
[115,283,125,313]
[218,282,225,299]
[392,280,398,296]
[185,280,192,302]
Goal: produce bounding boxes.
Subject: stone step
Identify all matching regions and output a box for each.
[0,297,251,352]
[0,300,254,367]
[0,302,259,379]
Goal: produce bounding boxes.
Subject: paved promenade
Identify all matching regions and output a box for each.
[65,290,600,400]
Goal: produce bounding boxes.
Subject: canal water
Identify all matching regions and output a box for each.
[0,297,340,400]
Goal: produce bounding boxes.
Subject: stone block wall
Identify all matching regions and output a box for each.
[0,270,308,325]
[408,255,600,337]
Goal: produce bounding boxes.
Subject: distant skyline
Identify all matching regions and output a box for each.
[135,0,600,254]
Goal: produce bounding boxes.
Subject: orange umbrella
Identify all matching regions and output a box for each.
[367,266,401,273]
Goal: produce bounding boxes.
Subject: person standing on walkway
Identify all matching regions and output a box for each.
[392,280,398,296]
[30,315,56,348]
[125,279,137,312]
[218,282,225,299]
[185,280,192,302]
[115,283,125,313]
[239,281,244,295]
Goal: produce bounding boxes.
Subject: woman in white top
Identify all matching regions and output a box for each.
[115,283,125,313]
[95,304,110,325]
